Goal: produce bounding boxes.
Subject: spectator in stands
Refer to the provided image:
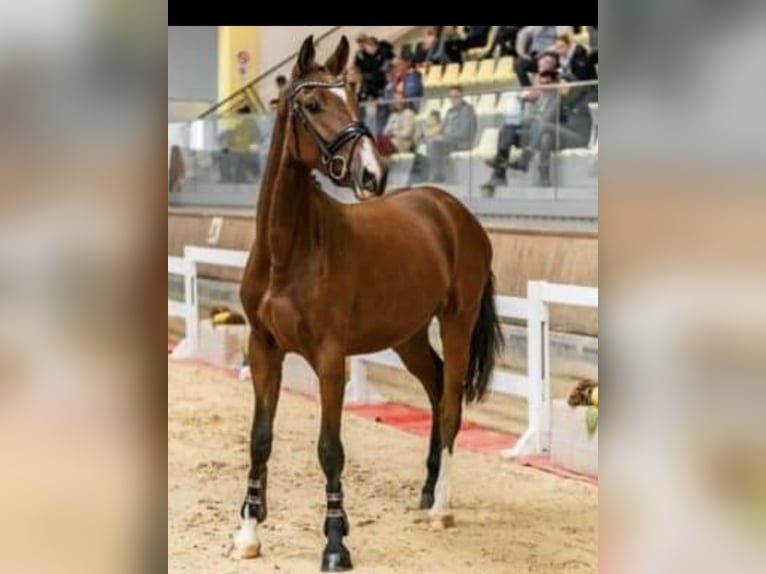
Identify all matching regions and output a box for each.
[479,91,525,196]
[425,26,459,65]
[505,70,563,186]
[420,27,441,64]
[554,34,596,147]
[219,105,261,183]
[275,75,287,97]
[377,94,416,155]
[409,110,442,184]
[383,55,424,106]
[444,26,491,64]
[514,26,572,86]
[554,34,597,83]
[424,85,477,182]
[169,145,185,193]
[537,51,560,74]
[354,35,388,100]
[482,26,523,58]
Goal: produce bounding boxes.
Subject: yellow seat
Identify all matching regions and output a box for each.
[458,60,479,85]
[475,58,497,84]
[423,64,444,89]
[572,31,590,49]
[439,62,461,88]
[493,56,515,84]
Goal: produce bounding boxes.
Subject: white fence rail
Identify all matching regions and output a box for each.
[168,247,597,458]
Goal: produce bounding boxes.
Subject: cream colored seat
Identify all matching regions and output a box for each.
[493,56,515,84]
[475,58,497,84]
[423,64,444,89]
[439,62,461,88]
[458,60,479,86]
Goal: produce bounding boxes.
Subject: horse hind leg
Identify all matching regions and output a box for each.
[393,327,444,509]
[428,311,476,529]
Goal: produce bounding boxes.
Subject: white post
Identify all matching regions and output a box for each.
[503,280,546,458]
[345,356,386,405]
[184,255,199,355]
[540,295,552,453]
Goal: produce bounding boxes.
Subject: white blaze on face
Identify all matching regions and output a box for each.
[330,87,348,103]
[359,138,382,181]
[429,448,452,517]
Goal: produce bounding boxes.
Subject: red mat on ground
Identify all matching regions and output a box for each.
[169,357,597,485]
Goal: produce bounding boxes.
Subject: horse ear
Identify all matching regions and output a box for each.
[293,35,315,78]
[324,35,350,77]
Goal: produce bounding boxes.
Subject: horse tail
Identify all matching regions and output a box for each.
[464,273,505,404]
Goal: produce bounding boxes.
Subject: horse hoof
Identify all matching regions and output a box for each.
[235,518,261,559]
[429,513,455,530]
[321,547,353,572]
[239,543,261,559]
[419,492,434,510]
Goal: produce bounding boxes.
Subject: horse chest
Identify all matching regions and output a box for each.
[257,288,319,353]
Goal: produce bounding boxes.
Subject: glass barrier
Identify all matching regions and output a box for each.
[168,80,598,218]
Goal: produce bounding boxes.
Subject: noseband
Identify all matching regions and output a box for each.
[288,78,373,186]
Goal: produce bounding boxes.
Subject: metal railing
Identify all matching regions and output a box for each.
[169,81,598,219]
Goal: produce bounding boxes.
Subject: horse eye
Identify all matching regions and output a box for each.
[306,100,321,114]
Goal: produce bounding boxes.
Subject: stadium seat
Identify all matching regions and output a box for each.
[423,64,444,89]
[493,56,515,84]
[439,62,461,87]
[458,60,479,85]
[475,58,497,84]
[572,30,590,49]
[449,127,500,188]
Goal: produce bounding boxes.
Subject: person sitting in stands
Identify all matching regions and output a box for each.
[377,94,416,155]
[554,34,597,147]
[479,91,524,196]
[219,105,261,183]
[275,74,287,97]
[514,26,572,86]
[482,26,523,59]
[383,54,424,109]
[444,26,491,64]
[506,70,563,187]
[424,85,477,182]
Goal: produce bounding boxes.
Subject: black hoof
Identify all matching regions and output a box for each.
[321,546,353,572]
[419,491,434,510]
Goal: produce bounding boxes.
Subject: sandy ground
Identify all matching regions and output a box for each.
[168,359,598,574]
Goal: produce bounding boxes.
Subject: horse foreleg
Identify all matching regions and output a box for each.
[235,329,284,559]
[316,356,353,572]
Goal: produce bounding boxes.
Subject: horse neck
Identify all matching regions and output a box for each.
[253,100,289,263]
[266,109,330,276]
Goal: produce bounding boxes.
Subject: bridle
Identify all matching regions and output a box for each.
[287,78,374,187]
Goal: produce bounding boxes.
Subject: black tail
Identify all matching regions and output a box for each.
[465,274,505,404]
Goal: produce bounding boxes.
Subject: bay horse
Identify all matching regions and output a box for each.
[236,35,503,571]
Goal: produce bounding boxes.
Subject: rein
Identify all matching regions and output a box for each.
[288,78,373,186]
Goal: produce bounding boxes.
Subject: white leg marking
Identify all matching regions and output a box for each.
[235,516,261,559]
[429,448,452,518]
